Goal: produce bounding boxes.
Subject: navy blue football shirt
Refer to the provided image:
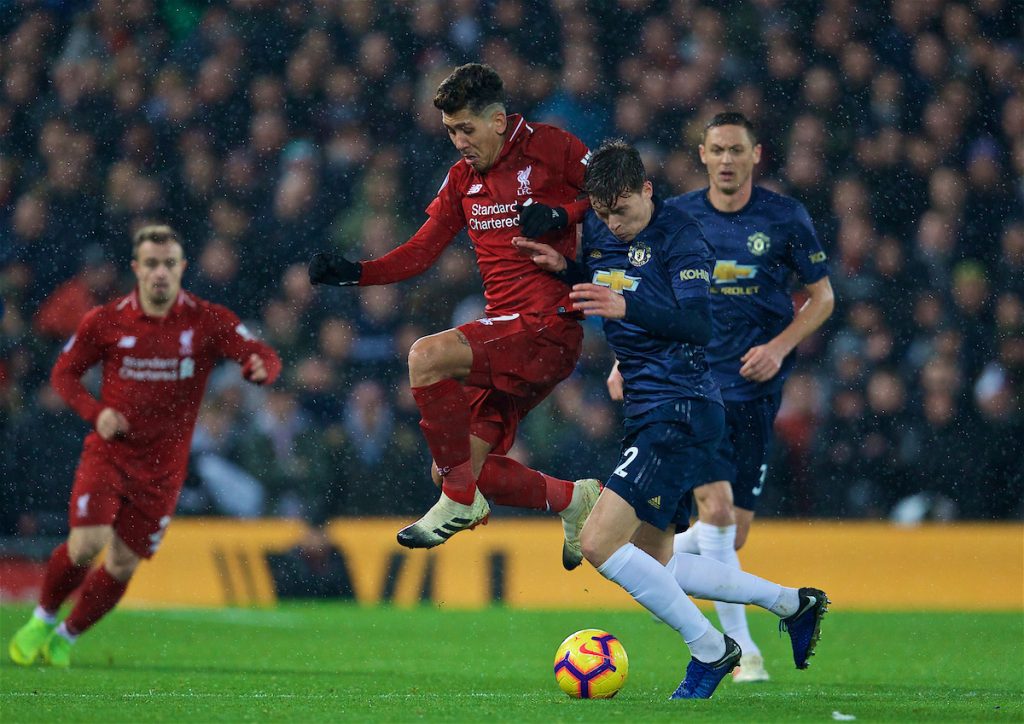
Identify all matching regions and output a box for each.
[666,187,829,401]
[581,197,721,418]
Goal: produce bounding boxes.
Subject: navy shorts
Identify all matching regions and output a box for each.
[708,392,782,512]
[605,399,725,531]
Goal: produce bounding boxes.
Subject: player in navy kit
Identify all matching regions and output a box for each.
[516,140,828,701]
[663,112,833,682]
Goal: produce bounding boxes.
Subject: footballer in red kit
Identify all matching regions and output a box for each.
[8,225,281,668]
[309,63,601,563]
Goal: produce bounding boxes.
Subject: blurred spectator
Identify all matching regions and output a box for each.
[233,384,337,521]
[2,1,1022,526]
[32,245,120,341]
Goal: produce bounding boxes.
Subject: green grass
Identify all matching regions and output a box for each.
[1,604,1021,722]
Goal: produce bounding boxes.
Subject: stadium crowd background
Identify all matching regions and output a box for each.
[1,0,1021,539]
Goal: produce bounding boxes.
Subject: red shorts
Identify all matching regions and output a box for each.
[68,437,186,559]
[459,311,583,454]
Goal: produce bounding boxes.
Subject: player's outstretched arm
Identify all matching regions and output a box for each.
[569,284,626,319]
[512,237,566,272]
[308,252,362,287]
[739,276,834,382]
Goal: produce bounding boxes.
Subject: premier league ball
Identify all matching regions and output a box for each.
[553,629,629,699]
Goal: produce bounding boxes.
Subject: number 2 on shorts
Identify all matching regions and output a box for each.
[613,447,639,478]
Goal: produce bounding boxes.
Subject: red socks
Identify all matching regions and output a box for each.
[39,543,89,614]
[412,379,476,504]
[410,378,576,512]
[476,455,575,512]
[65,567,128,636]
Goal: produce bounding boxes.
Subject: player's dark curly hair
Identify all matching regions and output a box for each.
[433,63,506,115]
[704,111,758,145]
[584,139,646,211]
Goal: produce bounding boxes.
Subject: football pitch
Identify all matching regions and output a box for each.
[1,604,1020,722]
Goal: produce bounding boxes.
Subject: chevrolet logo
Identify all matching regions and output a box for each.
[713,260,758,284]
[593,269,641,293]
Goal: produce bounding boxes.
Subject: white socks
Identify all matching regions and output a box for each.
[54,621,77,644]
[669,551,792,611]
[673,524,701,555]
[597,543,725,662]
[34,605,57,625]
[695,523,760,656]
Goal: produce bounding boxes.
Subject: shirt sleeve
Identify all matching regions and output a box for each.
[786,201,830,284]
[424,170,467,235]
[665,219,715,303]
[562,132,591,225]
[50,308,106,425]
[621,220,715,344]
[358,216,458,286]
[206,305,282,385]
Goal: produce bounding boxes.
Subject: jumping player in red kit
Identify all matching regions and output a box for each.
[8,225,281,668]
[309,63,600,563]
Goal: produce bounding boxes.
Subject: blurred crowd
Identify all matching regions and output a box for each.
[1,0,1022,537]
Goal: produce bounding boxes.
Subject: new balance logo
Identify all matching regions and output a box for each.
[468,183,483,194]
[647,496,661,509]
[117,336,137,348]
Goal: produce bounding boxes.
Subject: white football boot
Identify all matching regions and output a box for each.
[731,652,770,683]
[560,479,601,570]
[396,489,490,548]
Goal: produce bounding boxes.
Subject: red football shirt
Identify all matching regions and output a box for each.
[51,289,281,480]
[360,115,590,316]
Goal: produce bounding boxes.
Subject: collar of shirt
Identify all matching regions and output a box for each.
[120,288,192,321]
[494,113,532,166]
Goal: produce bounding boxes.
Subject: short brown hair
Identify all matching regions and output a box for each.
[703,112,758,146]
[132,224,182,257]
[433,63,506,115]
[584,139,646,211]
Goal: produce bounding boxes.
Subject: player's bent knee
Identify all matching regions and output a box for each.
[66,528,111,565]
[580,527,608,569]
[407,337,449,386]
[700,505,735,527]
[104,559,139,581]
[105,542,141,581]
[66,542,101,566]
[694,482,735,527]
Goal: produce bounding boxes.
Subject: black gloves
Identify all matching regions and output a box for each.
[308,252,362,286]
[517,201,568,238]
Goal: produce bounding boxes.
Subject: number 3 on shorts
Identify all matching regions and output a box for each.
[751,463,768,497]
[613,447,639,478]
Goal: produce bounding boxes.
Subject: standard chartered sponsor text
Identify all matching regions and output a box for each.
[120,356,181,381]
[468,201,520,231]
